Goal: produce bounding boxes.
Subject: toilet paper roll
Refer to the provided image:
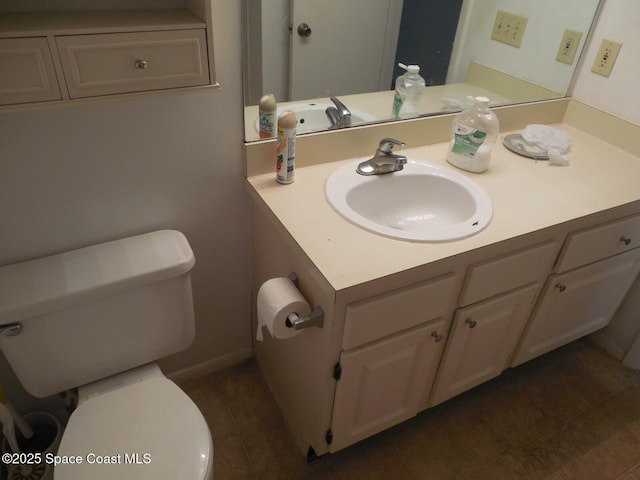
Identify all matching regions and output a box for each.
[256,277,311,341]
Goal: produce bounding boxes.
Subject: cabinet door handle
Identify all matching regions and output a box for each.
[431,332,443,343]
[465,318,477,328]
[134,59,149,70]
[555,283,567,292]
[620,236,632,246]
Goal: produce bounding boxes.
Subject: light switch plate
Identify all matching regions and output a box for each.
[491,10,528,48]
[591,39,623,77]
[556,29,583,65]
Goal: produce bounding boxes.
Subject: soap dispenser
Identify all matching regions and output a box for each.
[446,96,499,173]
[392,63,425,117]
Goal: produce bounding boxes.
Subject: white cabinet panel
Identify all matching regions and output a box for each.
[513,248,640,366]
[556,214,640,272]
[343,273,457,350]
[0,37,61,105]
[430,284,538,406]
[460,241,558,306]
[56,29,209,98]
[330,321,446,452]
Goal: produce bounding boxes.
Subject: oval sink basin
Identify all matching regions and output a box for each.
[325,159,493,242]
[254,103,375,134]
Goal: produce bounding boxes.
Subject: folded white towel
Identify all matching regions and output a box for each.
[521,124,571,166]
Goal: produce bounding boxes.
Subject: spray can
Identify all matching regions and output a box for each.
[259,93,277,139]
[276,110,297,184]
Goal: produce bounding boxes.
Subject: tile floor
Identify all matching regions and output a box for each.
[179,338,640,480]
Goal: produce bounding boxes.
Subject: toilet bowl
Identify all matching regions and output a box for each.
[55,364,212,480]
[0,231,213,480]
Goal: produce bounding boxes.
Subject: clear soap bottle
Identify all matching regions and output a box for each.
[392,63,425,117]
[446,96,499,173]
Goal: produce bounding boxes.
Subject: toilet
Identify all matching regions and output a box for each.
[0,230,213,480]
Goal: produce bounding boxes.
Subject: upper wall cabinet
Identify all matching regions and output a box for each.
[0,6,216,107]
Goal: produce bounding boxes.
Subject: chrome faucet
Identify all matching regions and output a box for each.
[325,96,352,129]
[356,138,407,175]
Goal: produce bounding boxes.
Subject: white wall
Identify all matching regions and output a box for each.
[571,0,640,124]
[450,0,600,94]
[0,0,251,408]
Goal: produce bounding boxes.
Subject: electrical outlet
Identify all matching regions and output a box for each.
[556,29,583,65]
[591,39,623,77]
[491,10,528,48]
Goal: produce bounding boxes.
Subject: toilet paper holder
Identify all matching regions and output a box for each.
[285,273,325,331]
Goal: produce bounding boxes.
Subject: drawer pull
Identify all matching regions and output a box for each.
[134,59,149,70]
[620,236,632,246]
[465,318,477,329]
[431,332,443,343]
[555,283,567,292]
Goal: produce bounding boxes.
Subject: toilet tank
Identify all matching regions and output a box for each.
[0,230,196,398]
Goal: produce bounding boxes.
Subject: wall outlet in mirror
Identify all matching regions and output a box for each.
[491,10,528,48]
[556,29,583,65]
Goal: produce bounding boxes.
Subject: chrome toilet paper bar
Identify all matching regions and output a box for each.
[285,272,324,330]
[285,307,325,331]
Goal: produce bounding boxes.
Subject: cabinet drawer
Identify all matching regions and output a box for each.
[56,29,209,98]
[460,241,558,306]
[556,214,640,272]
[342,273,457,350]
[0,37,61,105]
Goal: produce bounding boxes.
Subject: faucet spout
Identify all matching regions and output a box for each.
[326,97,352,129]
[356,138,407,176]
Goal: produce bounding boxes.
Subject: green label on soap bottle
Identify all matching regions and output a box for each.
[451,125,487,157]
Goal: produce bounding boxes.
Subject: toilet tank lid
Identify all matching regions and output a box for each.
[0,230,195,323]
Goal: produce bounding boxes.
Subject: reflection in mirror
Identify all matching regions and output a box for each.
[242,0,601,142]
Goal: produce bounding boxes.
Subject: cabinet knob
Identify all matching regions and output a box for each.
[555,283,567,292]
[465,318,477,329]
[134,59,149,70]
[431,332,443,343]
[620,236,632,246]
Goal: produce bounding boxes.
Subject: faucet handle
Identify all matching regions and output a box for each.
[378,138,406,155]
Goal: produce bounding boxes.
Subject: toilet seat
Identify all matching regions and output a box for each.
[55,375,212,480]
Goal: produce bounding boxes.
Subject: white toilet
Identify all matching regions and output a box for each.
[0,230,213,480]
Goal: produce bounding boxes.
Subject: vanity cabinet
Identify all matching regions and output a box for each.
[329,274,458,451]
[0,7,215,106]
[249,156,640,457]
[512,214,640,366]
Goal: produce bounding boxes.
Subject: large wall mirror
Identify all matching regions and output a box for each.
[242,0,602,142]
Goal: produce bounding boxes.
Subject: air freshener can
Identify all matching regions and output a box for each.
[276,110,297,184]
[259,93,277,139]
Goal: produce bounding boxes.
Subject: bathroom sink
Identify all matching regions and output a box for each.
[325,159,493,242]
[255,102,375,134]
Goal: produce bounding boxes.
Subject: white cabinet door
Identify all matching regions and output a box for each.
[0,37,61,105]
[330,321,446,452]
[430,284,539,406]
[512,248,640,366]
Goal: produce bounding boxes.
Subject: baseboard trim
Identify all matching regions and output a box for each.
[166,348,254,382]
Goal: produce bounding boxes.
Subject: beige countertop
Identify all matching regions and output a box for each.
[247,105,640,292]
